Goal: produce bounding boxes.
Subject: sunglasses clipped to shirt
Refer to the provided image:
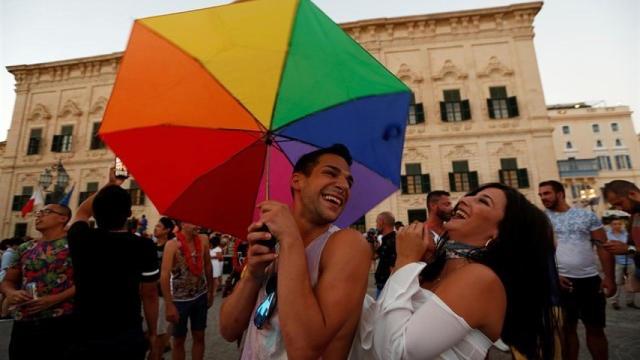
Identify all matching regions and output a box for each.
[253,273,278,329]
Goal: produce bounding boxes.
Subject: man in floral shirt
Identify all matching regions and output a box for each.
[0,203,75,359]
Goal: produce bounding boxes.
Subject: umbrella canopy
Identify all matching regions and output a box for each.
[100,0,411,237]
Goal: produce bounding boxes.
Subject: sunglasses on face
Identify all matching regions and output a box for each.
[35,208,66,217]
[253,273,278,329]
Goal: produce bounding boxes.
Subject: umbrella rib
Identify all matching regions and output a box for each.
[101,125,266,140]
[266,0,303,132]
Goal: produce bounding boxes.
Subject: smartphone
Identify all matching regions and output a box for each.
[256,224,277,250]
[114,157,129,179]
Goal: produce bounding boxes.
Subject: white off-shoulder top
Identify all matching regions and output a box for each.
[350,262,495,360]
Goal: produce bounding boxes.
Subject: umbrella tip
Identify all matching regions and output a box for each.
[263,131,274,146]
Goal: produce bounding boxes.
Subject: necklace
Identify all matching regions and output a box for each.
[176,232,203,276]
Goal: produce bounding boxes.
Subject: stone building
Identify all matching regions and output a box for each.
[0,53,155,237]
[342,1,558,228]
[0,1,560,236]
[549,103,640,214]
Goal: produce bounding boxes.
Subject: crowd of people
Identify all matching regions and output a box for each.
[0,143,638,359]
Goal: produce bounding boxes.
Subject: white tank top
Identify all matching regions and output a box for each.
[241,225,340,360]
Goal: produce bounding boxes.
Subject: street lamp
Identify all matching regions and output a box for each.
[38,161,70,203]
[579,187,599,212]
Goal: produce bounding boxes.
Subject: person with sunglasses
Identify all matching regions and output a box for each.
[220,144,371,359]
[1,203,75,359]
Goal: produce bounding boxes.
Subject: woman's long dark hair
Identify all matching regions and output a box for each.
[422,183,560,359]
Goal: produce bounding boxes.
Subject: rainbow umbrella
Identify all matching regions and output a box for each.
[100,0,411,237]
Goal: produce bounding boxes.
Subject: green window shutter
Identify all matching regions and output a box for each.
[415,103,425,124]
[421,174,431,193]
[507,96,519,118]
[12,195,23,211]
[27,138,41,155]
[448,172,456,192]
[461,100,471,120]
[469,171,479,190]
[498,170,505,184]
[401,176,408,194]
[440,102,448,122]
[487,99,495,119]
[51,135,62,152]
[517,168,529,188]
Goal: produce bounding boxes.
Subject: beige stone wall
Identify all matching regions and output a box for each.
[342,1,558,227]
[0,2,559,236]
[0,54,159,238]
[549,106,640,214]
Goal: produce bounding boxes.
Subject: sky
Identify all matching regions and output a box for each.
[1,0,638,141]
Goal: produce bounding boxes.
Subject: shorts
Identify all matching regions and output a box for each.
[143,297,169,335]
[212,261,222,278]
[172,293,208,337]
[560,275,606,328]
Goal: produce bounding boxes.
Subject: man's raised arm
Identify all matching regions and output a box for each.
[278,228,370,359]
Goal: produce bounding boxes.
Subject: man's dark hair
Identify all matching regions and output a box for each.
[92,185,132,230]
[603,180,640,197]
[394,221,404,229]
[159,217,175,239]
[3,237,24,248]
[293,144,352,176]
[426,190,450,209]
[538,180,565,195]
[210,235,221,248]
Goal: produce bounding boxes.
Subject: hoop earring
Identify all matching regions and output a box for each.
[485,238,493,247]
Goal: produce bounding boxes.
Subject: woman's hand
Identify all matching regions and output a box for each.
[395,222,435,270]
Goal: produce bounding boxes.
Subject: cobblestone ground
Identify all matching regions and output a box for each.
[1,275,638,359]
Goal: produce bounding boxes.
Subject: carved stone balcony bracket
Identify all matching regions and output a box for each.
[477,56,514,78]
[27,104,52,121]
[431,60,468,81]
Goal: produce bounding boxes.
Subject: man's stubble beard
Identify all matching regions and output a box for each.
[436,209,451,222]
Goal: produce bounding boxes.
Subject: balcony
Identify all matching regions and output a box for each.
[557,158,599,178]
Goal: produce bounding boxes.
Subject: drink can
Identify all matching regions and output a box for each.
[25,282,38,299]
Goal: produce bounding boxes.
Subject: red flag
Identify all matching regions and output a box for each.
[21,188,44,217]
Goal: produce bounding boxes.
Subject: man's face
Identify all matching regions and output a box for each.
[538,185,561,210]
[181,222,200,236]
[35,205,69,232]
[375,216,384,232]
[433,196,453,221]
[153,222,169,238]
[610,219,625,232]
[605,192,638,213]
[294,154,353,225]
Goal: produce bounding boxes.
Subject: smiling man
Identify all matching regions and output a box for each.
[220,144,371,359]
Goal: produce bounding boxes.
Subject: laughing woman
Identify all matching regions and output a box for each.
[350,183,560,359]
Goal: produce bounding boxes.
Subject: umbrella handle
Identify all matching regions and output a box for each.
[265,143,270,201]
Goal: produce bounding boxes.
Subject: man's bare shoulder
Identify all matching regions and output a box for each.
[323,228,371,263]
[165,239,179,250]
